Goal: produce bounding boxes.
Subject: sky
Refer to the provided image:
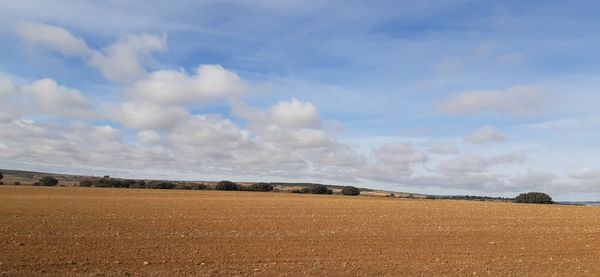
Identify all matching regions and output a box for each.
[1,1,600,200]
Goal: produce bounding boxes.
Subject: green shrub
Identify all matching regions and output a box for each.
[341,186,360,196]
[190,184,206,190]
[39,176,58,186]
[515,192,553,204]
[129,180,146,189]
[310,184,332,194]
[290,185,332,194]
[245,183,273,192]
[93,178,115,188]
[215,180,240,191]
[79,180,93,187]
[147,181,176,189]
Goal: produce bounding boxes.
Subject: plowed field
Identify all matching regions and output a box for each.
[1,186,600,276]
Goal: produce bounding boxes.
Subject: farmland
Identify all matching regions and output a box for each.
[1,186,600,276]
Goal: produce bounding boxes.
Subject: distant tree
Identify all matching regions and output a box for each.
[146,181,176,189]
[246,183,274,192]
[308,184,333,194]
[175,184,192,190]
[129,180,146,189]
[0,171,3,185]
[515,192,553,204]
[39,176,58,186]
[190,184,206,190]
[215,180,240,191]
[341,186,360,196]
[79,180,93,187]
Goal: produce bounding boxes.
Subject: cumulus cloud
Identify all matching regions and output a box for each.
[438,154,525,175]
[441,85,551,116]
[137,130,161,145]
[463,125,506,144]
[21,78,94,119]
[89,34,166,83]
[123,65,246,105]
[269,98,321,129]
[232,98,321,129]
[0,74,16,96]
[17,22,165,83]
[105,102,189,130]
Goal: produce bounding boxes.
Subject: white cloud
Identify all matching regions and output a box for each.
[569,168,600,180]
[16,22,91,56]
[105,102,189,130]
[123,65,246,105]
[373,143,428,167]
[170,115,251,149]
[21,78,93,119]
[268,98,321,129]
[438,154,525,175]
[506,170,555,190]
[463,125,506,144]
[137,130,161,145]
[232,98,321,129]
[441,85,551,116]
[89,34,166,83]
[0,74,16,96]
[17,22,165,83]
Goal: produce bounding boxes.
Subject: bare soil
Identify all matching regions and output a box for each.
[1,186,600,276]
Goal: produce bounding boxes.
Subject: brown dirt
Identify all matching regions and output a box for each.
[1,186,600,276]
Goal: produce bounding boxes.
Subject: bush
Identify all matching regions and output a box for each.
[216,180,240,191]
[190,184,206,190]
[341,186,360,196]
[93,178,118,188]
[146,181,176,189]
[308,184,332,194]
[290,185,332,194]
[121,179,136,188]
[175,184,192,190]
[13,181,20,186]
[39,176,59,186]
[79,180,93,187]
[0,171,3,184]
[245,183,273,192]
[129,180,146,189]
[39,176,58,187]
[515,192,553,204]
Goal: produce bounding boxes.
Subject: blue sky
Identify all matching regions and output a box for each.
[1,1,600,200]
